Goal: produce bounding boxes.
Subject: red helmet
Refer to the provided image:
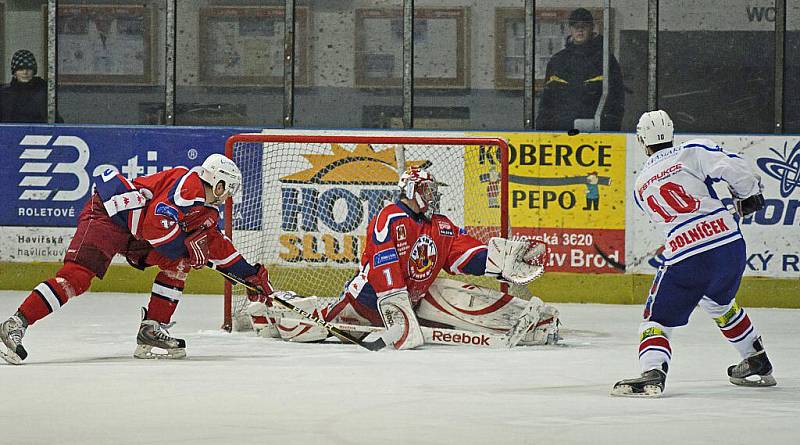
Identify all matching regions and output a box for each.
[398,166,440,219]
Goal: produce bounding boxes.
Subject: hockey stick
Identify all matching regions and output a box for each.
[207,263,386,351]
[593,243,625,271]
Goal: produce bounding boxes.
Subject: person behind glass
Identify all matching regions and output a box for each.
[0,50,59,123]
[535,8,624,131]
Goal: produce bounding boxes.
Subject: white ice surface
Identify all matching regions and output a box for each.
[0,291,797,445]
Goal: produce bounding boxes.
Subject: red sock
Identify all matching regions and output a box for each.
[146,271,185,324]
[18,279,70,325]
[18,262,94,325]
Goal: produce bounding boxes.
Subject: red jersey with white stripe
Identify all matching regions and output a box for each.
[344,201,487,305]
[93,166,251,274]
[633,138,761,264]
[133,168,205,252]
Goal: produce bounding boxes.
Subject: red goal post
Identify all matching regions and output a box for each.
[222,133,510,331]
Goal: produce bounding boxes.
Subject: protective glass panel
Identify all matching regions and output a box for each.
[412,0,524,130]
[613,0,648,131]
[55,0,166,124]
[176,0,284,127]
[658,0,775,133]
[785,4,800,132]
[294,0,403,128]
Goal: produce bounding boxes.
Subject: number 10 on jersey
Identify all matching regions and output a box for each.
[646,182,700,223]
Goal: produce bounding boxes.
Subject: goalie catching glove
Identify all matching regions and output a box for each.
[485,237,546,285]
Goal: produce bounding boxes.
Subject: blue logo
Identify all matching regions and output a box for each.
[155,202,179,221]
[373,248,399,267]
[756,141,800,198]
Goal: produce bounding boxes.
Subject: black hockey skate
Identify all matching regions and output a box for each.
[610,367,667,397]
[727,338,777,387]
[0,313,28,365]
[134,308,186,359]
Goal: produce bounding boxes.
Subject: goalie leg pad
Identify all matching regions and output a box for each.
[417,278,539,332]
[274,296,329,342]
[417,278,557,346]
[325,292,384,327]
[378,290,424,350]
[245,300,280,338]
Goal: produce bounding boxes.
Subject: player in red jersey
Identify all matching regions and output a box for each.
[249,166,559,350]
[0,154,271,363]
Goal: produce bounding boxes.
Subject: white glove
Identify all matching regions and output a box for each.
[485,237,546,285]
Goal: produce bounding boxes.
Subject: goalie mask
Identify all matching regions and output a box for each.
[398,166,440,220]
[199,154,242,202]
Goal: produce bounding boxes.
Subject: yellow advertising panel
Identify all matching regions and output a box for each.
[467,132,626,229]
[467,132,627,274]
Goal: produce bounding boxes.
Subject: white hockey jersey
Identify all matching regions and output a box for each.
[633,138,761,265]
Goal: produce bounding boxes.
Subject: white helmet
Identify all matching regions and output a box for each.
[398,166,440,220]
[636,110,674,151]
[199,154,242,199]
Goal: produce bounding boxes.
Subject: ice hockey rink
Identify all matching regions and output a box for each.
[0,291,797,445]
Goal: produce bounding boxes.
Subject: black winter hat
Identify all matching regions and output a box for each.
[568,8,594,26]
[11,49,37,75]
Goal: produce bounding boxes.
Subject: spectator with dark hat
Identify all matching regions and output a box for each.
[0,49,61,123]
[536,8,624,131]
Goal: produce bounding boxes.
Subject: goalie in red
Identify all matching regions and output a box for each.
[0,154,271,364]
[248,166,559,350]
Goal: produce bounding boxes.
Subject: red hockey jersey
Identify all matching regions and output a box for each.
[93,166,255,277]
[343,201,488,306]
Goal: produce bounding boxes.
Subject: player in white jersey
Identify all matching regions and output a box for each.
[611,110,776,397]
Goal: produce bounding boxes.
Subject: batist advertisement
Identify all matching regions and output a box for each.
[0,125,246,261]
[468,132,627,273]
[625,135,800,278]
[259,143,464,268]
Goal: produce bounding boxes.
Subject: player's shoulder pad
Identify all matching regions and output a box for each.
[373,203,410,244]
[680,138,723,153]
[173,169,206,209]
[678,138,743,165]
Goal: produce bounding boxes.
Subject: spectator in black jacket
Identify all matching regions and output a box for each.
[536,8,624,131]
[0,49,59,123]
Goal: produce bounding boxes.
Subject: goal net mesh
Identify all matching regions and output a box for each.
[223,134,509,330]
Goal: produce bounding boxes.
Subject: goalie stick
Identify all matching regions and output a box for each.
[206,263,386,352]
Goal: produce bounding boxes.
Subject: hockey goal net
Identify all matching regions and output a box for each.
[223,133,510,331]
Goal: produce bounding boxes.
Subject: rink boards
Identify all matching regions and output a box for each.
[0,126,796,306]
